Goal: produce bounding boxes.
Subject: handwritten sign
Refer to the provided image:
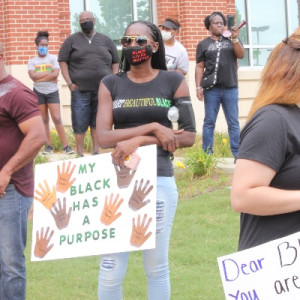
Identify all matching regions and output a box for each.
[218,231,300,299]
[31,145,157,261]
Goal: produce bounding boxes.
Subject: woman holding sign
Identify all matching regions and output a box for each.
[96,21,196,300]
[231,28,300,251]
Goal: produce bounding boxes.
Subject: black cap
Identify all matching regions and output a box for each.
[159,20,179,30]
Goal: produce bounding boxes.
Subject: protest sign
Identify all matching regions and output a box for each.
[218,231,300,299]
[31,145,157,261]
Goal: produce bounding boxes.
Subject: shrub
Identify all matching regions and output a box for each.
[34,154,48,166]
[50,129,63,152]
[182,146,217,178]
[213,132,232,157]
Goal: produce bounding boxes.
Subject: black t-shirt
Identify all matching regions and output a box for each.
[101,70,196,176]
[196,37,239,88]
[237,104,300,250]
[58,32,120,92]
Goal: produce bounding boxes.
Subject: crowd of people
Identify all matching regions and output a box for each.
[1,7,300,300]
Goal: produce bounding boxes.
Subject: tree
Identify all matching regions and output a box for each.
[97,0,132,41]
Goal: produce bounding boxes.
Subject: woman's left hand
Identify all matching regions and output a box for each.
[231,26,239,39]
[112,137,140,166]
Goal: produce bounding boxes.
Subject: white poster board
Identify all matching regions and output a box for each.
[218,231,300,299]
[31,145,157,261]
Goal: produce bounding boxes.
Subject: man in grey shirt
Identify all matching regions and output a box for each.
[159,18,189,75]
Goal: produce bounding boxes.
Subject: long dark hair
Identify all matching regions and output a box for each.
[35,31,49,46]
[119,21,167,73]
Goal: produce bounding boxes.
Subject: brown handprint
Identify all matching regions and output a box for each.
[34,180,57,210]
[56,161,76,193]
[100,193,124,226]
[128,179,153,211]
[34,226,54,258]
[130,214,153,247]
[114,164,136,188]
[50,197,72,230]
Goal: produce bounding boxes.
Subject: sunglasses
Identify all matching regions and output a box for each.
[120,35,153,47]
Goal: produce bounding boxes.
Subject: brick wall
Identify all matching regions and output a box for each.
[0,0,4,44]
[1,0,236,65]
[157,0,236,60]
[1,0,70,65]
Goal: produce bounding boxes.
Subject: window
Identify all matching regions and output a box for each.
[236,0,300,67]
[69,0,154,45]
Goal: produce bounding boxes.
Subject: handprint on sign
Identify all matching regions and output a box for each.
[130,214,152,248]
[56,161,76,193]
[34,180,57,210]
[129,179,153,211]
[114,164,136,189]
[50,197,72,230]
[34,226,54,258]
[100,193,124,226]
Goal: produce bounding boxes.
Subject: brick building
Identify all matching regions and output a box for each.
[1,0,299,131]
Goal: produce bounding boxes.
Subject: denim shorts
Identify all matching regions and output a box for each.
[71,90,98,134]
[33,88,60,105]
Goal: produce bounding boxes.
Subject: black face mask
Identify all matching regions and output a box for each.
[123,45,153,66]
[80,20,94,34]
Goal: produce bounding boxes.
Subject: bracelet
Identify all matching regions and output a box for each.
[196,87,202,90]
[67,82,73,87]
[232,38,239,44]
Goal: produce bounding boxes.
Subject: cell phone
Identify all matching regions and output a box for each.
[227,15,235,30]
[124,152,141,170]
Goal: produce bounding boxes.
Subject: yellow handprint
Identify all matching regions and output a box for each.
[34,180,57,210]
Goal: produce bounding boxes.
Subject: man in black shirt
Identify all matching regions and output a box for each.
[58,10,120,156]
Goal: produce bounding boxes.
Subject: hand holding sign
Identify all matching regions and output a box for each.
[34,226,54,258]
[56,161,76,193]
[129,179,153,211]
[130,214,152,247]
[50,197,72,230]
[100,193,123,226]
[34,180,57,209]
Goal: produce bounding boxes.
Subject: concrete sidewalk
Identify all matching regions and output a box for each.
[173,156,235,174]
[41,152,236,174]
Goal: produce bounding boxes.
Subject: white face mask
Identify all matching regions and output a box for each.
[161,30,173,41]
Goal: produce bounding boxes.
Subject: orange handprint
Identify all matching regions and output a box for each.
[130,214,153,247]
[34,226,54,258]
[56,161,76,193]
[100,193,124,226]
[34,180,57,210]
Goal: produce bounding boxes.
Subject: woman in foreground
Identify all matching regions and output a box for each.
[96,21,196,300]
[231,28,300,251]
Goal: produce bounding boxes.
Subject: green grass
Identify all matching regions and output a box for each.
[25,173,239,300]
[28,131,237,299]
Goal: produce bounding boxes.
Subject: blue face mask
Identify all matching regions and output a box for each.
[37,46,48,56]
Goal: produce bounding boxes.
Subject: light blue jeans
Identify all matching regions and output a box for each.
[0,184,32,300]
[203,87,240,157]
[98,176,178,300]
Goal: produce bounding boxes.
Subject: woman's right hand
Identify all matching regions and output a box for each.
[196,89,204,101]
[152,123,183,153]
[69,83,78,91]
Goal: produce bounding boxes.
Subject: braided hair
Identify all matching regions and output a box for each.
[35,31,49,46]
[119,21,167,73]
